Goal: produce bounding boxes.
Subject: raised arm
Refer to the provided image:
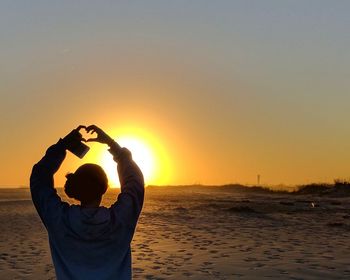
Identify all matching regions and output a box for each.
[30,138,67,228]
[85,125,145,227]
[30,127,85,228]
[109,143,144,224]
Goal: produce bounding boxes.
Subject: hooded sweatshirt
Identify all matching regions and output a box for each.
[30,139,144,280]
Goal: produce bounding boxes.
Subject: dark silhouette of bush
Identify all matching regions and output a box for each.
[295,179,350,196]
[295,183,332,195]
[334,179,350,190]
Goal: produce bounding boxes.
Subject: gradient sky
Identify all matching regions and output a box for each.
[1,1,350,187]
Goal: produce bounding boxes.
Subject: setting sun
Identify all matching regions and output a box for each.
[94,126,172,188]
[100,137,155,187]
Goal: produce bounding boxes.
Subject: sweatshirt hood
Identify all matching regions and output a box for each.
[68,205,112,240]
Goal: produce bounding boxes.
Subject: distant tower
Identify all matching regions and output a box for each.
[257,174,261,185]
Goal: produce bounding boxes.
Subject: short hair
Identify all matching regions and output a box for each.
[64,163,108,204]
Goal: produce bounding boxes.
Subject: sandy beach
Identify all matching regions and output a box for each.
[1,186,350,279]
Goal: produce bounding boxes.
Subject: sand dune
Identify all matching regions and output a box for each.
[1,186,350,279]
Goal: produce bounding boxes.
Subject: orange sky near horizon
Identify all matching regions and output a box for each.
[1,1,350,188]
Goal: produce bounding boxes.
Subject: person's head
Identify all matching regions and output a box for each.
[64,163,108,206]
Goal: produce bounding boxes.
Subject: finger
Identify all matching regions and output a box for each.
[86,127,97,134]
[86,125,97,131]
[88,125,102,135]
[86,138,98,142]
[86,125,92,131]
[76,125,86,131]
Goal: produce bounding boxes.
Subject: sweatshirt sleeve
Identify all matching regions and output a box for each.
[30,139,68,228]
[109,143,145,228]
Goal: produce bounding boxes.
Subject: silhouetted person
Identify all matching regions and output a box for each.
[30,125,144,280]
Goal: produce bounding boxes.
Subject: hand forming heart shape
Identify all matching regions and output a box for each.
[75,125,115,146]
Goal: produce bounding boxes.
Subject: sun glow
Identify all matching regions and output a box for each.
[98,130,169,188]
